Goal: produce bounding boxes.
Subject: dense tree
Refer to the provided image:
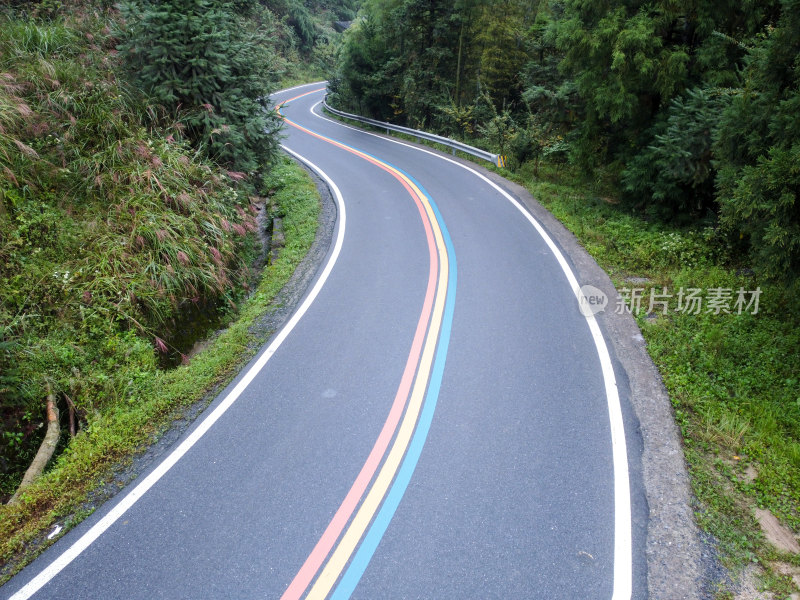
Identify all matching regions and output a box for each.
[262,0,361,51]
[551,0,779,194]
[475,0,530,108]
[715,0,800,280]
[333,0,800,281]
[622,87,731,221]
[118,0,283,173]
[331,8,400,121]
[332,0,531,128]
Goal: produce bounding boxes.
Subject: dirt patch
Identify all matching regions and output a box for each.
[755,508,800,554]
[740,464,759,485]
[734,564,774,600]
[771,562,800,594]
[721,456,759,485]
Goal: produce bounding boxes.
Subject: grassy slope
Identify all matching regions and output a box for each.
[0,156,320,583]
[512,161,800,597]
[0,8,267,497]
[0,3,325,582]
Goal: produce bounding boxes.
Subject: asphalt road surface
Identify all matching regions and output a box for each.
[2,83,648,599]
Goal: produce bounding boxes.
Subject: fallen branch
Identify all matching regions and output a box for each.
[8,385,60,505]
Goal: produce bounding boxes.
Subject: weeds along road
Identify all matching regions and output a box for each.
[2,83,649,599]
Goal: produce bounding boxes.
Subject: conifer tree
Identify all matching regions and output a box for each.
[715,0,800,280]
[552,0,692,168]
[119,0,282,174]
[622,87,730,220]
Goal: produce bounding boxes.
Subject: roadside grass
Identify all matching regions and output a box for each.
[512,160,800,596]
[0,156,321,583]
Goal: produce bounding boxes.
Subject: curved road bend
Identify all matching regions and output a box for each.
[2,82,647,599]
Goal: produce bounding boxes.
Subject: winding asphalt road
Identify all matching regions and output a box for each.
[1,83,649,599]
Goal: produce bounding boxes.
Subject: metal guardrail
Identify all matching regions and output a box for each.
[322,99,507,168]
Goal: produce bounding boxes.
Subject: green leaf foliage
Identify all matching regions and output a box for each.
[117,0,283,173]
[622,87,731,221]
[551,0,771,169]
[715,0,800,280]
[331,0,532,129]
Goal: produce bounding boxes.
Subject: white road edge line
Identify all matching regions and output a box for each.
[310,99,633,600]
[7,146,346,600]
[274,81,325,96]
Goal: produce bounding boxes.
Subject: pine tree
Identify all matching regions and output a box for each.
[622,87,730,220]
[715,0,800,280]
[119,0,282,174]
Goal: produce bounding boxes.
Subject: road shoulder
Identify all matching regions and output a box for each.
[474,163,713,599]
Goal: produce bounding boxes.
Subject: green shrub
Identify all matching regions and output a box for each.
[714,0,800,282]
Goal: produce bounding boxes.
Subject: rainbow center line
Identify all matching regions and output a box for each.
[276,89,458,600]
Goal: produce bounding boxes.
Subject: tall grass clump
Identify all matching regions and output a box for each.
[0,153,320,583]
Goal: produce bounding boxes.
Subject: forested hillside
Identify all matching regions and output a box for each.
[0,0,351,545]
[331,0,800,283]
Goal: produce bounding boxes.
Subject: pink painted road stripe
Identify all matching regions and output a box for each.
[279,107,440,600]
